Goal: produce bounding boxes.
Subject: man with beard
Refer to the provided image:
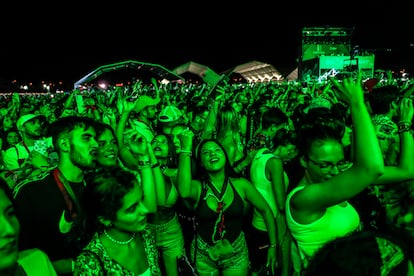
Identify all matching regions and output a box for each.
[2,113,52,185]
[12,116,98,275]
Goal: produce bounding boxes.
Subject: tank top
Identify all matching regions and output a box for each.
[286,185,360,264]
[195,179,245,246]
[250,148,279,231]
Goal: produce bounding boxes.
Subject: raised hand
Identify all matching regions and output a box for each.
[178,128,195,151]
[128,133,150,156]
[329,70,365,105]
[399,97,414,123]
[122,96,139,114]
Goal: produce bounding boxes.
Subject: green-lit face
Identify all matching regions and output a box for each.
[274,144,298,162]
[3,117,14,129]
[96,128,118,168]
[304,140,346,183]
[23,118,44,137]
[113,182,149,232]
[0,190,19,271]
[171,125,187,152]
[200,141,226,172]
[151,134,169,159]
[6,131,20,146]
[192,111,208,131]
[68,126,98,169]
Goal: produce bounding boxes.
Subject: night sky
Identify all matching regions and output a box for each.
[1,6,412,90]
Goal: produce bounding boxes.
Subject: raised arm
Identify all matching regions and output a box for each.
[374,97,414,184]
[295,72,384,209]
[176,129,199,202]
[115,97,158,212]
[146,142,167,207]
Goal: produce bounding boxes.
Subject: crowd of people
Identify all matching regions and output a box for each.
[1,68,414,276]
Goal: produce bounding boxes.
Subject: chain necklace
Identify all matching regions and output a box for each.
[103,229,136,245]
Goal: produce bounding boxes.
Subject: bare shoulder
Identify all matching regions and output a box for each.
[230,177,253,193]
[230,176,250,186]
[267,155,283,167]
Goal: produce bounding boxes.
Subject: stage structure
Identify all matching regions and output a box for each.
[300,55,375,81]
[230,61,284,83]
[73,60,184,89]
[300,26,353,61]
[299,26,375,80]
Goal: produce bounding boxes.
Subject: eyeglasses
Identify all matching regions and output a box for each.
[307,157,352,172]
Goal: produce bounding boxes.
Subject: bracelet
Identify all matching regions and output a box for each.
[179,150,192,156]
[138,160,151,167]
[138,165,152,170]
[398,122,411,133]
[151,162,160,168]
[258,244,277,250]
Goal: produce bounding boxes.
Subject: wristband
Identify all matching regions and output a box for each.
[151,162,160,168]
[398,122,411,133]
[138,160,151,167]
[179,150,192,156]
[138,165,152,170]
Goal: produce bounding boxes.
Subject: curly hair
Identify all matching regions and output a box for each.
[72,168,138,249]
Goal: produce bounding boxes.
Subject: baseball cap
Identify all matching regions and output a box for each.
[133,95,160,113]
[158,105,183,123]
[17,114,46,132]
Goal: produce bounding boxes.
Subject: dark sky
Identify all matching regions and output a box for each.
[1,5,412,90]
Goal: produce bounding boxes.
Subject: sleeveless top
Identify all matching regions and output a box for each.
[286,186,360,264]
[195,179,245,246]
[250,148,279,231]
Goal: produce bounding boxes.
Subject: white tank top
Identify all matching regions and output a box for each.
[286,185,360,265]
[250,148,280,231]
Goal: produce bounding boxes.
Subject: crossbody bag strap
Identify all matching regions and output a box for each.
[53,168,81,220]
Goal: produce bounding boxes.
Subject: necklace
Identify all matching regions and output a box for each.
[204,178,228,203]
[103,229,136,245]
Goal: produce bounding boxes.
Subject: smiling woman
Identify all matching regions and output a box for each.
[0,178,57,275]
[177,134,279,275]
[73,169,162,275]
